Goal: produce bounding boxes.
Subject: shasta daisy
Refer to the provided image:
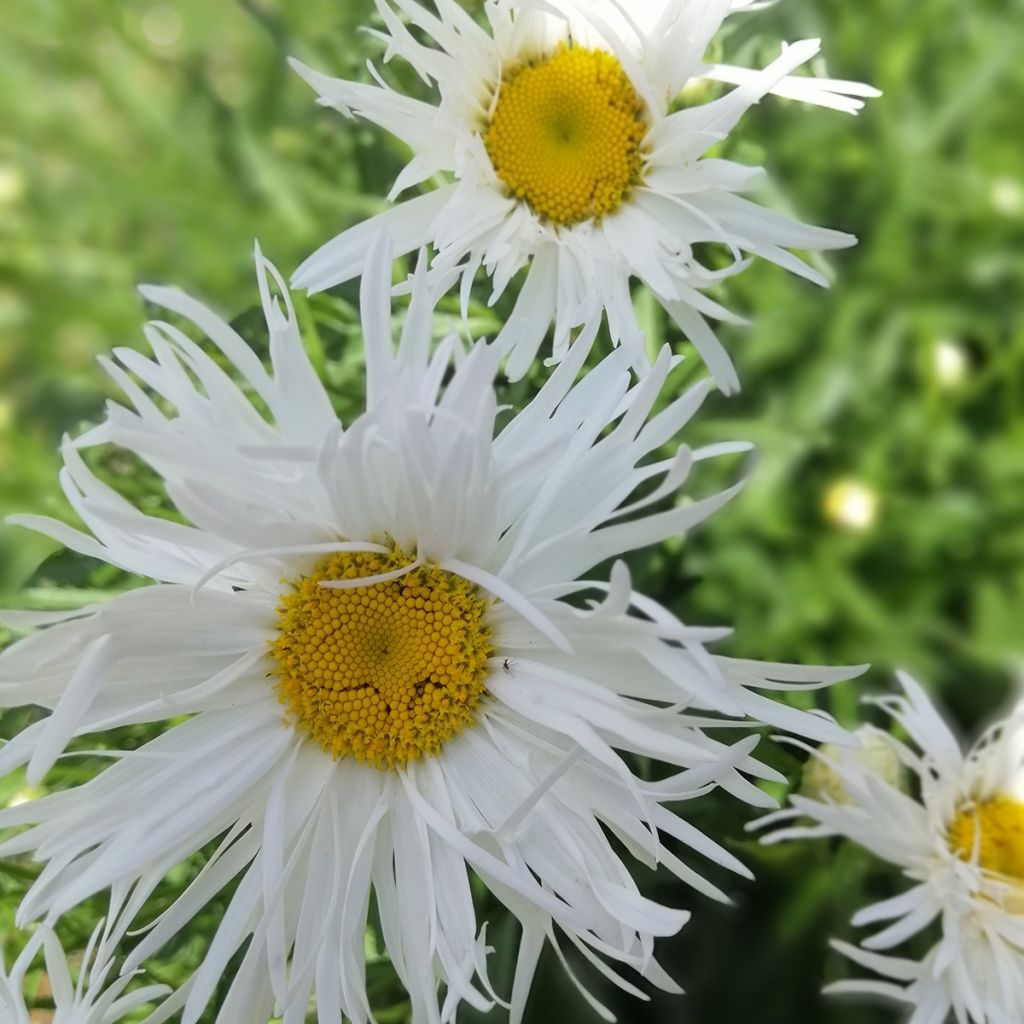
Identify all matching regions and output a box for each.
[756,673,1024,1024]
[291,0,878,391]
[0,237,859,1023]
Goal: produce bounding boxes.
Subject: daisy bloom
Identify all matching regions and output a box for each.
[756,673,1024,1024]
[290,0,878,391]
[0,921,168,1024]
[0,236,858,1024]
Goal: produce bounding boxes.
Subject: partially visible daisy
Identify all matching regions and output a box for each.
[755,673,1024,1024]
[0,920,168,1024]
[291,0,878,390]
[0,237,859,1024]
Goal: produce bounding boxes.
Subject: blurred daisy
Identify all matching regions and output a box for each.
[291,0,877,391]
[0,921,168,1024]
[756,673,1024,1024]
[0,237,857,1024]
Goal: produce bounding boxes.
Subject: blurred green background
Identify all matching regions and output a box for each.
[1,0,1022,1021]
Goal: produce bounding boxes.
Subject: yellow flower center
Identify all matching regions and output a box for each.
[272,548,493,770]
[948,796,1024,881]
[484,45,647,226]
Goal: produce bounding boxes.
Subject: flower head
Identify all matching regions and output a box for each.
[757,673,1024,1024]
[291,0,877,391]
[0,237,858,1023]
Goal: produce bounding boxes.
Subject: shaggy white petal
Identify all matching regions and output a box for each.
[0,918,169,1024]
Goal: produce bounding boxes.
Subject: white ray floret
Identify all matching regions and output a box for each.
[755,673,1024,1024]
[0,237,859,1024]
[0,919,169,1024]
[291,0,878,392]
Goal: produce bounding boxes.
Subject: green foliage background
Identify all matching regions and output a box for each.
[1,0,1023,1021]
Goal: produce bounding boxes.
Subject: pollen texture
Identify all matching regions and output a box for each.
[949,796,1024,881]
[485,45,646,225]
[272,548,493,770]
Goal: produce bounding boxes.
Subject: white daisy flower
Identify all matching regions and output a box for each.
[0,920,169,1024]
[290,0,878,391]
[0,237,858,1024]
[756,673,1024,1024]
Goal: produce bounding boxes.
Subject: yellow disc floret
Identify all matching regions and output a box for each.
[948,796,1024,881]
[272,547,493,770]
[485,45,647,225]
